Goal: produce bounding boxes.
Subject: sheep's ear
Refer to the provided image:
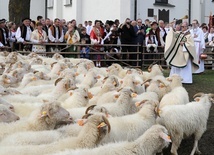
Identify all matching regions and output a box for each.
[76,119,87,126]
[131,93,137,98]
[75,72,79,76]
[126,70,132,74]
[159,83,166,88]
[166,77,172,82]
[54,78,63,86]
[133,81,140,85]
[96,75,101,79]
[114,93,120,99]
[159,132,171,142]
[194,97,200,102]
[120,80,123,84]
[88,92,93,99]
[69,91,73,96]
[101,116,111,133]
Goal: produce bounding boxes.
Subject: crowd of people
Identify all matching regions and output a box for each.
[0,16,214,69]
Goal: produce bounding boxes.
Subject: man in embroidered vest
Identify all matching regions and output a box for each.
[0,19,10,48]
[164,22,199,84]
[48,18,64,52]
[15,17,33,51]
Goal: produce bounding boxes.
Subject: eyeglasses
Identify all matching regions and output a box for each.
[181,26,186,28]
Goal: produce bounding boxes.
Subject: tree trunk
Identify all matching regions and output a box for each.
[9,0,31,26]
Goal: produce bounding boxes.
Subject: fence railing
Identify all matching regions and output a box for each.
[1,42,213,69]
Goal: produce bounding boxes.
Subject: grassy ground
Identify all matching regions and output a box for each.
[161,69,214,155]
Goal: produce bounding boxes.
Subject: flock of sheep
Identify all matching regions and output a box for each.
[0,51,213,155]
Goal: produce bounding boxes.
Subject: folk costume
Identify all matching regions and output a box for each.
[190,27,205,74]
[64,29,80,58]
[0,19,10,47]
[30,29,48,52]
[15,18,33,51]
[90,26,105,67]
[165,28,199,84]
[48,25,64,52]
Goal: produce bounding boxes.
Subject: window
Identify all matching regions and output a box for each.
[47,0,54,8]
[64,0,72,6]
[148,9,154,17]
[155,0,168,4]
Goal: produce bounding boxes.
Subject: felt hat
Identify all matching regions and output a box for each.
[0,19,6,24]
[22,17,31,22]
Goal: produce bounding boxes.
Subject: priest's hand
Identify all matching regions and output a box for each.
[180,42,184,46]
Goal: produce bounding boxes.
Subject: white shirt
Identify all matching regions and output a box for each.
[208,33,214,42]
[48,26,64,42]
[15,26,32,43]
[86,25,93,35]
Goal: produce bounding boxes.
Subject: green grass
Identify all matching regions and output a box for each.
[163,69,214,99]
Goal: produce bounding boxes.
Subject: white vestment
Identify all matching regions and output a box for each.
[190,27,205,73]
[165,28,199,84]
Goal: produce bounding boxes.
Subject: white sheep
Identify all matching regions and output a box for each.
[0,101,71,140]
[50,124,171,155]
[0,105,20,123]
[142,64,163,81]
[156,93,214,155]
[106,63,128,78]
[0,122,82,146]
[157,74,189,110]
[0,98,15,112]
[62,87,92,109]
[0,114,111,155]
[89,87,138,117]
[98,99,157,144]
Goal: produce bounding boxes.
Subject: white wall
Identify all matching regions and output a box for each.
[30,0,46,21]
[0,0,9,20]
[0,0,45,21]
[137,0,189,23]
[204,0,214,24]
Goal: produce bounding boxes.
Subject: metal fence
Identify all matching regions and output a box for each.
[0,42,213,69]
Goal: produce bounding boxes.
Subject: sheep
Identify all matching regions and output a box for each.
[50,124,171,155]
[97,99,157,144]
[0,122,82,146]
[156,93,214,155]
[62,87,92,109]
[88,75,119,105]
[106,63,128,78]
[17,72,38,88]
[0,105,20,123]
[0,101,71,140]
[145,75,171,101]
[157,74,189,110]
[88,87,138,117]
[0,114,111,155]
[0,98,14,112]
[77,70,99,89]
[142,64,164,81]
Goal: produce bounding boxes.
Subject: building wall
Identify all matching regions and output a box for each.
[0,0,45,21]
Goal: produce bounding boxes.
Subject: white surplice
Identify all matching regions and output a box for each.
[190,27,205,73]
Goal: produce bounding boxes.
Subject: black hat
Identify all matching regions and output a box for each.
[0,19,6,24]
[22,17,31,22]
[151,21,158,26]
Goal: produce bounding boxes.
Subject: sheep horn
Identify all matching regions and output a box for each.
[193,92,204,99]
[82,113,93,119]
[54,78,63,86]
[85,105,97,114]
[141,79,152,86]
[148,64,153,71]
[159,65,164,71]
[117,87,123,92]
[51,62,57,68]
[102,116,111,133]
[33,71,39,74]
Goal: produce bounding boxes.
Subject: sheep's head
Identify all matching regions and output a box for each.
[0,98,15,112]
[78,114,111,143]
[39,102,72,128]
[5,52,17,64]
[34,71,51,80]
[0,105,20,123]
[193,93,214,104]
[85,105,110,118]
[27,52,39,59]
[52,53,64,60]
[145,125,171,152]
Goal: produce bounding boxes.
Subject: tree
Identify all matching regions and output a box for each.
[9,0,31,25]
